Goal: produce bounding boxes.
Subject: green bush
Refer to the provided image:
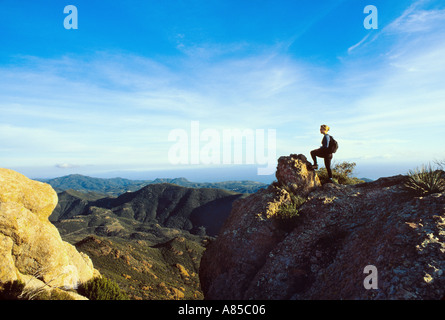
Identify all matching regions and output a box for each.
[276,193,306,231]
[317,161,364,185]
[77,277,128,300]
[405,163,445,196]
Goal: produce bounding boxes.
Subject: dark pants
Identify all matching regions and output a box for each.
[311,148,333,179]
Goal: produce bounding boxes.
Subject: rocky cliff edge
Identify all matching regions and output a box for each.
[199,154,444,300]
[0,168,99,299]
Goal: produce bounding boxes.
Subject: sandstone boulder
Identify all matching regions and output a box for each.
[0,168,98,297]
[275,154,321,195]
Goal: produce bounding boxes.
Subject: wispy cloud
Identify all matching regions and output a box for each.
[55,163,78,169]
[385,1,445,34]
[347,34,370,54]
[347,0,445,54]
[0,52,319,169]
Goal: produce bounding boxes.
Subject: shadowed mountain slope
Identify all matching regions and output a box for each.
[51,183,245,237]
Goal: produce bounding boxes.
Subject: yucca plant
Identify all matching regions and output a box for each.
[405,163,445,196]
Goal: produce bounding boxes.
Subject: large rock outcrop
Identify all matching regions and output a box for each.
[275,154,321,195]
[199,154,445,300]
[0,168,98,297]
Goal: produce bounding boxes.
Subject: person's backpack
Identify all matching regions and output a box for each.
[328,136,338,153]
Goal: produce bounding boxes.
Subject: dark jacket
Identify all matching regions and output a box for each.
[321,134,330,149]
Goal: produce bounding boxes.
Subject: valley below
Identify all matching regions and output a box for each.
[47,175,261,300]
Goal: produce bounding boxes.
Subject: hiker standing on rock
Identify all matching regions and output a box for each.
[310,124,335,183]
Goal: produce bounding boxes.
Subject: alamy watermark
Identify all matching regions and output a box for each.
[364,5,378,30]
[168,121,276,175]
[62,4,377,30]
[62,5,378,31]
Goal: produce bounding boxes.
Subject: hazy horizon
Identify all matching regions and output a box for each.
[13,160,423,184]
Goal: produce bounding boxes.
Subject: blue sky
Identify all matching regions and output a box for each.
[1,0,444,181]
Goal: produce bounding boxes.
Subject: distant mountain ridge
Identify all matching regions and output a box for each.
[39,174,267,196]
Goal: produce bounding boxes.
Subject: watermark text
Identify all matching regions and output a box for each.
[168,121,276,175]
